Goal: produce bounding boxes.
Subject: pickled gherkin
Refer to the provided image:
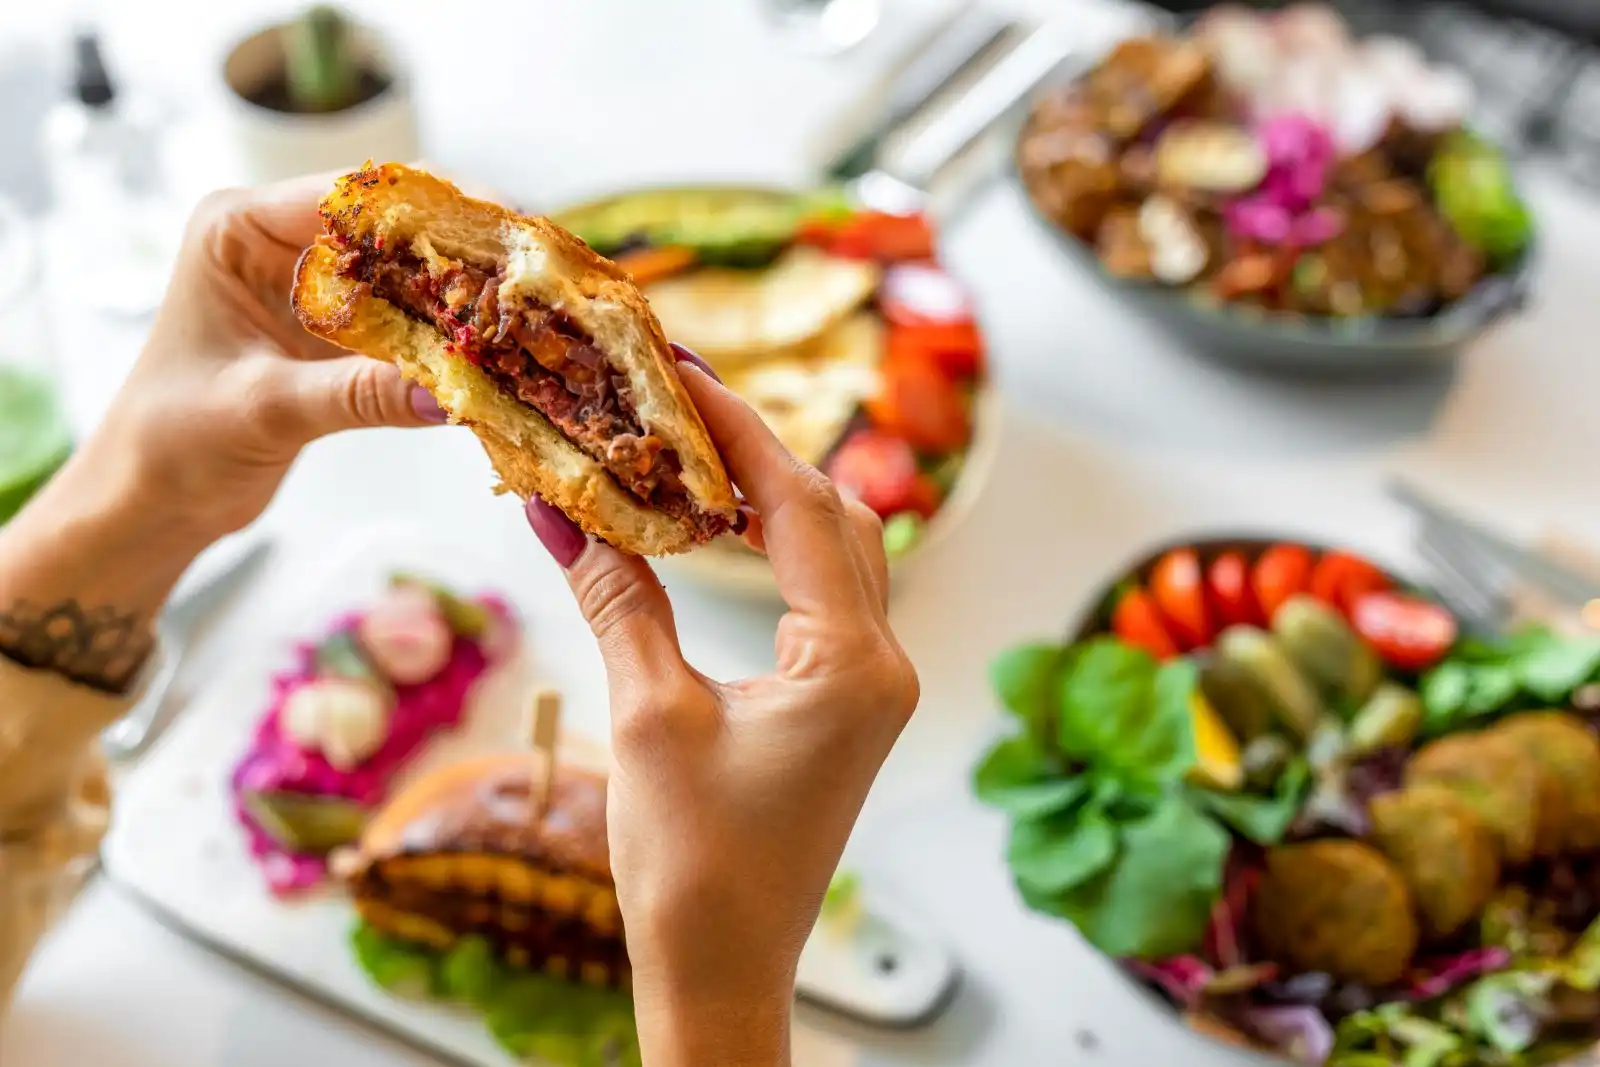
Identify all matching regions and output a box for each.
[1271,596,1381,711]
[1216,626,1325,740]
[1196,653,1276,743]
[1347,684,1424,756]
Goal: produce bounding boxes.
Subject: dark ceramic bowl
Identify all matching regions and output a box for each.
[1022,190,1536,374]
[1012,35,1539,375]
[1061,534,1447,1065]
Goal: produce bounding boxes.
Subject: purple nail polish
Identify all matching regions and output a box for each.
[409,387,449,424]
[669,342,722,384]
[731,507,751,536]
[524,496,588,568]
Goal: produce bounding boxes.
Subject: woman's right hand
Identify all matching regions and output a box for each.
[524,347,920,1067]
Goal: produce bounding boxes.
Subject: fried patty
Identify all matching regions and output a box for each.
[1407,733,1546,866]
[1369,785,1501,939]
[1252,840,1418,986]
[1492,711,1600,856]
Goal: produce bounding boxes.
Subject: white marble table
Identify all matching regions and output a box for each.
[5,0,1600,1064]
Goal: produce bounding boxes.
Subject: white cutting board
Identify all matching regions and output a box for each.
[99,523,949,1067]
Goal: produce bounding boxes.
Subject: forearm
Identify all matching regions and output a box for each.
[633,984,793,1067]
[0,434,204,692]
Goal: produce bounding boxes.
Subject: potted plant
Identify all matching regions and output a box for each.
[219,5,420,184]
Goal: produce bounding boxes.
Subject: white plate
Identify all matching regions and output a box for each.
[101,521,956,1066]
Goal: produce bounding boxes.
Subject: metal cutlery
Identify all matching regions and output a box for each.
[824,4,1020,182]
[1389,480,1600,620]
[1388,479,1600,636]
[101,537,274,760]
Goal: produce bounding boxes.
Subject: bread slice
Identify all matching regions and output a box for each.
[292,163,736,556]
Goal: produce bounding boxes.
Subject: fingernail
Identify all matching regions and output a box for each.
[525,495,588,568]
[731,505,753,536]
[669,342,722,384]
[409,386,449,424]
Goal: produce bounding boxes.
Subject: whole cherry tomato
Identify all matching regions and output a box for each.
[1206,551,1263,628]
[1252,544,1315,623]
[1349,592,1457,672]
[1150,548,1213,650]
[1113,587,1181,661]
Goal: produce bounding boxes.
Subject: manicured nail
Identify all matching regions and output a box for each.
[731,505,754,536]
[669,342,722,384]
[409,386,449,424]
[525,495,587,568]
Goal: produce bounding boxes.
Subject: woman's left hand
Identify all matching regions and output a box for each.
[0,174,442,690]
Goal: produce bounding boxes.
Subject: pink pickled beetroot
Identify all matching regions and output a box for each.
[230,597,518,897]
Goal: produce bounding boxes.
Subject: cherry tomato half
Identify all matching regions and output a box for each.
[1150,548,1213,650]
[809,211,938,262]
[825,430,922,518]
[866,352,972,453]
[1308,551,1392,618]
[1252,544,1315,623]
[1113,586,1182,661]
[888,322,985,381]
[1349,591,1457,672]
[1206,551,1263,628]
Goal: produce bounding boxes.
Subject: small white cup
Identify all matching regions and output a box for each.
[219,20,420,186]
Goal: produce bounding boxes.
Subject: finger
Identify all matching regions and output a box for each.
[524,496,693,703]
[671,349,876,618]
[843,497,890,612]
[284,356,444,436]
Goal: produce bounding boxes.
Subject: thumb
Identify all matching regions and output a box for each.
[524,496,691,705]
[288,356,447,436]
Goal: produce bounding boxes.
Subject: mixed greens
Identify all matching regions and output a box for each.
[351,922,641,1067]
[976,539,1600,1066]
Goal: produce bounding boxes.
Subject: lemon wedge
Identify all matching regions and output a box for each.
[1188,691,1244,793]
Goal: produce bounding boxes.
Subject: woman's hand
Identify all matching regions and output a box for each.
[524,348,920,1067]
[0,175,441,690]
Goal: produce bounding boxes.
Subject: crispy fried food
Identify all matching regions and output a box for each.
[1407,732,1545,865]
[1493,711,1600,855]
[1252,840,1418,986]
[1369,785,1501,939]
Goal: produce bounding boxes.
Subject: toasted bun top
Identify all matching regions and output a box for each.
[356,752,611,885]
[316,163,735,519]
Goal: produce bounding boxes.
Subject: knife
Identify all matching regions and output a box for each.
[1388,480,1600,609]
[824,5,1020,182]
[101,537,275,760]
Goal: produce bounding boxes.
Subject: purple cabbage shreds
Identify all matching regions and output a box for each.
[1231,1004,1335,1066]
[1125,956,1214,1009]
[1406,947,1513,1002]
[1258,972,1381,1022]
[1345,748,1409,806]
[1205,853,1261,968]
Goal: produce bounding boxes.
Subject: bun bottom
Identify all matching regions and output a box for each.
[295,244,711,555]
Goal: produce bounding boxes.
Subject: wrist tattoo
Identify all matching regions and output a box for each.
[0,598,152,694]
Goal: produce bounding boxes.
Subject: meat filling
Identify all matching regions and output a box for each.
[336,239,723,539]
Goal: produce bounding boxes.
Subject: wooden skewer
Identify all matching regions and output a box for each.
[528,688,562,819]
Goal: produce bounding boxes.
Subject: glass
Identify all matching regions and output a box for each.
[762,0,882,57]
[0,197,72,525]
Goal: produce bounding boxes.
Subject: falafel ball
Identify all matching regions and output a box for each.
[1493,711,1600,855]
[1406,732,1545,865]
[1252,840,1419,986]
[1369,785,1501,939]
